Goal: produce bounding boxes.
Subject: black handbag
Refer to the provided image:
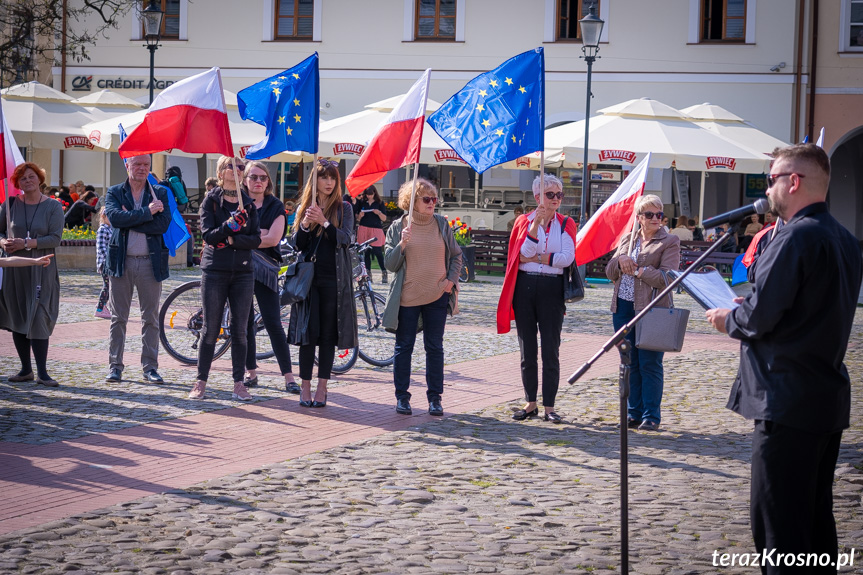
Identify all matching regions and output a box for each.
[280,235,321,305]
[635,271,690,352]
[561,217,585,303]
[252,250,280,292]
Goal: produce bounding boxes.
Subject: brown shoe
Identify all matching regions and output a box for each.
[8,372,34,382]
[36,378,59,388]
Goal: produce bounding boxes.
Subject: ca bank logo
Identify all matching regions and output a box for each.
[71,76,92,91]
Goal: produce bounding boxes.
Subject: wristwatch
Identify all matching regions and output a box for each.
[323,221,330,229]
[24,238,31,251]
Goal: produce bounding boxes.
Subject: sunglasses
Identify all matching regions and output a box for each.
[318,158,339,168]
[544,191,564,200]
[420,196,438,205]
[246,174,269,182]
[640,211,664,220]
[767,173,804,188]
[222,163,245,172]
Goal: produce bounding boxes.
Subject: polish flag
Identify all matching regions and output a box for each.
[0,98,24,202]
[345,69,431,196]
[118,67,233,159]
[576,153,651,266]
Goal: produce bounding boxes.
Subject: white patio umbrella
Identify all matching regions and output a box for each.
[1,81,109,152]
[679,103,790,157]
[72,89,144,109]
[557,98,773,222]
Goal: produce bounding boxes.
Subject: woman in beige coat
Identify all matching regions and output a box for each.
[605,194,681,431]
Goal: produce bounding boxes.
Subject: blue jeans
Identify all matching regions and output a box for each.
[393,292,449,403]
[612,297,665,424]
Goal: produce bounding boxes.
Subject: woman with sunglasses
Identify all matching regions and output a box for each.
[605,194,681,431]
[497,174,577,424]
[241,161,300,395]
[289,159,357,408]
[355,185,388,283]
[382,178,462,417]
[189,156,260,401]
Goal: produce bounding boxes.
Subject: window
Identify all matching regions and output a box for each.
[274,0,313,39]
[849,0,863,49]
[415,0,456,40]
[140,0,180,39]
[557,0,600,41]
[701,0,746,42]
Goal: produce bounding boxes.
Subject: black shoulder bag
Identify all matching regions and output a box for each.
[280,233,321,305]
[560,216,585,303]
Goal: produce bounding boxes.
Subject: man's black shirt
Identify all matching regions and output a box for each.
[725,202,862,434]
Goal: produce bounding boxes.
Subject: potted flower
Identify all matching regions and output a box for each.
[447,217,475,282]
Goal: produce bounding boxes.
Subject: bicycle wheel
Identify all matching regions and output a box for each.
[356,291,395,367]
[159,280,231,365]
[315,345,358,375]
[255,302,291,361]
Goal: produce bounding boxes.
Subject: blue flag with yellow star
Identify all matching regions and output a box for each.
[428,48,544,173]
[238,53,319,158]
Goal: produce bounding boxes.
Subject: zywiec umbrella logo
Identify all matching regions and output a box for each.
[64,136,94,150]
[706,156,737,170]
[88,130,102,145]
[433,149,467,164]
[334,143,365,155]
[598,149,637,164]
[239,146,251,158]
[515,157,531,168]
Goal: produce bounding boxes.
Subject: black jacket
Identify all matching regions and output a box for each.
[725,202,863,433]
[199,188,261,273]
[288,201,357,349]
[105,180,172,281]
[64,199,98,228]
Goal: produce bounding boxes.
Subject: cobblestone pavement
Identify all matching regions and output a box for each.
[1,270,862,573]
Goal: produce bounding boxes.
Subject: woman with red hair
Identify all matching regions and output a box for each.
[0,162,65,387]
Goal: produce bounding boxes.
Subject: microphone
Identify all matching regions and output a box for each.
[702,198,769,229]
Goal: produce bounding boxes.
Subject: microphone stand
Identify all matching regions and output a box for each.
[567,227,738,574]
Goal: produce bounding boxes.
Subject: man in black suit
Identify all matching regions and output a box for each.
[707,144,862,574]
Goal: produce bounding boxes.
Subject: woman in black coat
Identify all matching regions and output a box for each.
[288,159,357,408]
[64,191,99,228]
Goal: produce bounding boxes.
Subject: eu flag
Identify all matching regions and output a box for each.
[428,48,544,173]
[238,53,319,159]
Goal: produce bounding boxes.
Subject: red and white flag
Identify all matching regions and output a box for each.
[0,98,25,202]
[118,67,233,159]
[345,69,431,196]
[576,153,652,266]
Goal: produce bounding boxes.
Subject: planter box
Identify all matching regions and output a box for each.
[55,243,190,271]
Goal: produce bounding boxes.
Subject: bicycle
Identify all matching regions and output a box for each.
[351,238,395,367]
[453,223,470,283]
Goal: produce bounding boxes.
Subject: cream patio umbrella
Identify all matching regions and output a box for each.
[1,81,109,153]
[558,98,773,222]
[679,103,790,157]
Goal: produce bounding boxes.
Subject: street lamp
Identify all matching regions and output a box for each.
[578,4,604,226]
[141,0,164,106]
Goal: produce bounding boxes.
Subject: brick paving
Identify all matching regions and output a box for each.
[0,270,861,574]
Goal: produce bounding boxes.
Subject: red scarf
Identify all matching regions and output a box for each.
[742,222,775,268]
[496,212,579,334]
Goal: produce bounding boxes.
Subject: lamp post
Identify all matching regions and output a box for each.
[141,0,164,106]
[578,4,604,226]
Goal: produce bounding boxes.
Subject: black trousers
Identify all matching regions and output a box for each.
[197,269,254,383]
[750,420,842,574]
[245,279,293,376]
[298,280,338,380]
[512,272,565,407]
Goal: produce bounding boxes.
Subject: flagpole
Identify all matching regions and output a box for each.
[231,162,244,211]
[311,154,318,207]
[406,161,420,227]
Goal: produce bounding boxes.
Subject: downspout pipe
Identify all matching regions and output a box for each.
[806,0,819,142]
[58,0,68,187]
[793,0,805,142]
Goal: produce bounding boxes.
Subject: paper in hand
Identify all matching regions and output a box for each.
[667,269,740,311]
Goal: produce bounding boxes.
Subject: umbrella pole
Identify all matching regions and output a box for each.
[406,161,420,227]
[474,171,479,208]
[698,171,706,228]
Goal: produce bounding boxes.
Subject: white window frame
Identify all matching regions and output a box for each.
[840,0,863,52]
[130,0,188,41]
[263,0,322,42]
[544,0,611,43]
[403,0,465,41]
[688,0,756,44]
